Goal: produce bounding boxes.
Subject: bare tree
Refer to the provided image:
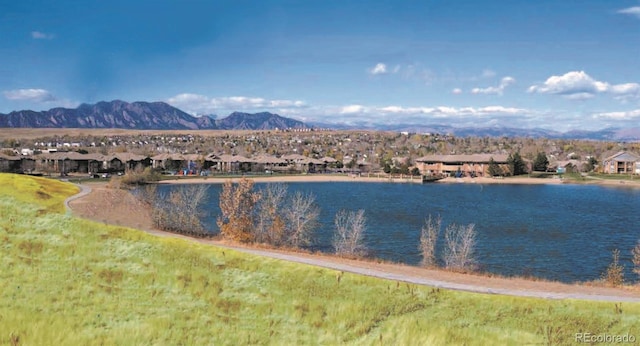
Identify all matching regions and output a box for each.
[255,184,320,248]
[144,184,210,236]
[217,178,261,242]
[419,214,441,268]
[255,183,288,245]
[284,191,320,248]
[333,209,367,257]
[443,223,477,272]
[633,241,640,282]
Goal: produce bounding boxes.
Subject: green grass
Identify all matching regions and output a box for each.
[588,173,640,181]
[1,173,639,345]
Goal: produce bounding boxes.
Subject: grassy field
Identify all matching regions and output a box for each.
[1,173,639,345]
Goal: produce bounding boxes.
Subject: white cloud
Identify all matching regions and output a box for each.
[31,31,55,40]
[167,93,307,115]
[3,88,56,102]
[340,104,367,114]
[593,109,640,120]
[341,104,527,118]
[471,76,516,95]
[451,88,463,95]
[528,71,640,101]
[369,63,387,75]
[618,6,640,18]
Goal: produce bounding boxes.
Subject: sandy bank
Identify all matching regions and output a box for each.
[156,174,567,185]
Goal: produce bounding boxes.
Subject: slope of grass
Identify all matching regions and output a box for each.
[0,173,78,214]
[1,174,639,345]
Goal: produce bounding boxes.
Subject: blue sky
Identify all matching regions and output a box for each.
[1,0,639,131]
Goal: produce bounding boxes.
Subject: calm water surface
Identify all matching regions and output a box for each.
[158,182,640,283]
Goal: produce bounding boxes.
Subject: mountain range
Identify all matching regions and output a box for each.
[1,100,639,141]
[0,100,307,131]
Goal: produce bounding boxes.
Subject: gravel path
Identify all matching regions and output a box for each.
[215,245,640,302]
[63,182,92,214]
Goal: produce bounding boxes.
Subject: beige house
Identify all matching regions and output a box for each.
[603,151,640,174]
[415,154,510,177]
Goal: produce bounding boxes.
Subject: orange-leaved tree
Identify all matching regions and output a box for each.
[217,178,261,242]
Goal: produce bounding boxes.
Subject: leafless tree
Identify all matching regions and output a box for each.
[255,183,288,245]
[333,209,367,257]
[419,214,441,268]
[284,191,320,247]
[443,223,477,272]
[255,184,320,248]
[145,184,210,236]
[633,241,640,282]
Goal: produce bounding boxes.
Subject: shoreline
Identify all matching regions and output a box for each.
[156,174,564,185]
[154,173,640,188]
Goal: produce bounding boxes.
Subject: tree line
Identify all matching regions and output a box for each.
[137,178,481,271]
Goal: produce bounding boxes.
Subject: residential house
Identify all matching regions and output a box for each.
[36,152,103,174]
[110,153,152,172]
[216,154,255,173]
[603,151,640,174]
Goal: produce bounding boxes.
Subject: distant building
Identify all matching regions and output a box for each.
[603,151,640,174]
[415,154,510,177]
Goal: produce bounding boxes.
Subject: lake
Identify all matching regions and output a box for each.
[157,182,640,283]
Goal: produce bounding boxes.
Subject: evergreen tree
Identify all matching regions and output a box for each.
[507,152,527,176]
[533,152,549,172]
[487,157,503,177]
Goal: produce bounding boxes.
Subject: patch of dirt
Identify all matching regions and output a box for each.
[68,183,155,232]
[68,182,640,302]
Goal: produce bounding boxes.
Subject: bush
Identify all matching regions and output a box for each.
[138,184,210,237]
[119,166,161,186]
[419,215,441,268]
[633,241,640,282]
[333,209,367,257]
[601,249,624,287]
[443,223,477,272]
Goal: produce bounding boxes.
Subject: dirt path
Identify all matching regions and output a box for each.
[66,183,640,302]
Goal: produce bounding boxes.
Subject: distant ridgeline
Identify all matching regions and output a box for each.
[0,100,310,130]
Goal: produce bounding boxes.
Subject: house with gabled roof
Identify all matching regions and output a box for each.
[603,151,640,174]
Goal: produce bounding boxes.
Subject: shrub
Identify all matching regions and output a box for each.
[419,215,441,268]
[333,209,367,257]
[283,191,320,248]
[443,223,477,272]
[119,166,161,186]
[254,183,288,245]
[139,184,210,237]
[633,241,640,282]
[602,249,625,287]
